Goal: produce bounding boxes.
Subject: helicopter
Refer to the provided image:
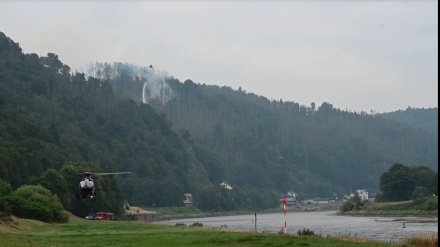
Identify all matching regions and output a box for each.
[76,171,132,201]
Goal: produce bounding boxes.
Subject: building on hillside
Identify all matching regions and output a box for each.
[183,193,193,207]
[220,182,233,190]
[279,191,298,206]
[348,189,369,201]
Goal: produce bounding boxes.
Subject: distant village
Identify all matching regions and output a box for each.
[183,181,374,209]
[278,189,374,209]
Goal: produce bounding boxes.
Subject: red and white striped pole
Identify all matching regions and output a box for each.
[281,198,287,235]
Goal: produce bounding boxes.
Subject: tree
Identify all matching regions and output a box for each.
[339,193,365,213]
[412,186,430,201]
[0,178,12,196]
[195,186,220,211]
[0,179,12,216]
[33,169,70,208]
[379,163,416,201]
[428,171,438,196]
[410,166,436,191]
[40,53,63,74]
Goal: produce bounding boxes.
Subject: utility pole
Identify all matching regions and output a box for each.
[254,213,257,232]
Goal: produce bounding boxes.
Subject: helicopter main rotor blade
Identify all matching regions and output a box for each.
[76,172,132,175]
[92,172,132,175]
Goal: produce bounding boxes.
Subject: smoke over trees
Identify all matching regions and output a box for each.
[86,62,175,104]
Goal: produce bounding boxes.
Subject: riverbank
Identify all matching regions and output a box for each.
[140,197,438,222]
[145,201,343,221]
[338,197,438,219]
[339,211,438,219]
[146,206,282,220]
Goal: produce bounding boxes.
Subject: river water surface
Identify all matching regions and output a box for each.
[160,211,437,242]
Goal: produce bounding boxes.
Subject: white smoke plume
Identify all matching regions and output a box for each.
[86,62,175,104]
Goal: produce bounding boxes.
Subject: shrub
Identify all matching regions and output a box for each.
[297,228,315,236]
[190,222,204,227]
[423,197,438,211]
[339,194,365,213]
[8,185,68,223]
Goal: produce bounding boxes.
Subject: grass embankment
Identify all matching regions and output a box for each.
[342,197,438,217]
[0,216,420,247]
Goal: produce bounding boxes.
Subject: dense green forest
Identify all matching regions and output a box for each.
[379,107,438,134]
[0,31,438,217]
[158,80,437,195]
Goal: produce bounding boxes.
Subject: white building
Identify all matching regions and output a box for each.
[279,191,298,206]
[349,189,369,201]
[220,182,233,190]
[183,193,193,207]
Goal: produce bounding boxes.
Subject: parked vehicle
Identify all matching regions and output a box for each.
[85,213,96,220]
[95,212,118,221]
[85,212,117,220]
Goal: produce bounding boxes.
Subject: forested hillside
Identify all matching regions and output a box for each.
[378,107,438,134]
[162,80,438,196]
[85,60,438,200]
[0,31,438,217]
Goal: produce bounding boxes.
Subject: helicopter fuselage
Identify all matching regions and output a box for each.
[76,177,96,200]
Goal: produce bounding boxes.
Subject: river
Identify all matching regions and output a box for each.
[160,211,438,242]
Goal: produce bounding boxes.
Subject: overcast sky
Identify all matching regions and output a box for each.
[0,1,437,113]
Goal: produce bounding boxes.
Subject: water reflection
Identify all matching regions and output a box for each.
[161,211,438,242]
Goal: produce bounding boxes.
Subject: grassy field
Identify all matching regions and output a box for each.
[0,216,424,247]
